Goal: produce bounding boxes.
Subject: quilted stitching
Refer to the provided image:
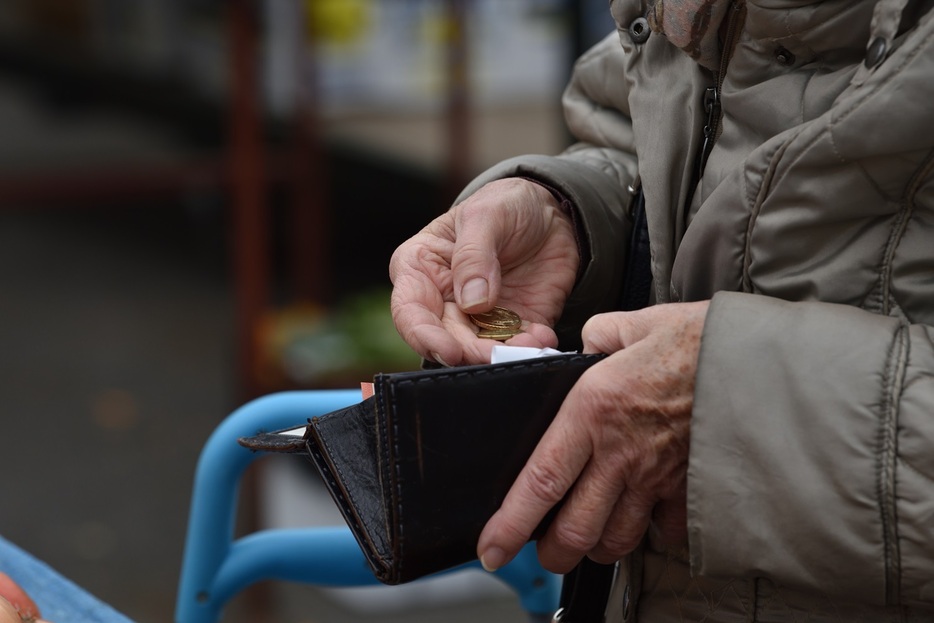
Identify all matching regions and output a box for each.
[640,547,752,622]
[635,548,917,622]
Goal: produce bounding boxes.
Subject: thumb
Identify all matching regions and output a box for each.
[449,177,561,312]
[450,227,503,314]
[581,311,651,354]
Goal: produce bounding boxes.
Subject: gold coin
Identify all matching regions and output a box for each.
[469,306,521,330]
[476,327,521,341]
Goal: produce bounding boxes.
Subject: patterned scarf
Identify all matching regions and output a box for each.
[646,0,734,70]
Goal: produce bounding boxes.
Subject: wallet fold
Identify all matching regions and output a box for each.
[240,352,605,584]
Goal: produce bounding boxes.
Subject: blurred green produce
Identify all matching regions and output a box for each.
[256,288,422,389]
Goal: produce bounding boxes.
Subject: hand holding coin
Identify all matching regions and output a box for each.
[469,306,523,341]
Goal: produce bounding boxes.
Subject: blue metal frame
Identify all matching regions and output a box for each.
[175,390,560,623]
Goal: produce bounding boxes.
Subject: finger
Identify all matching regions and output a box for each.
[508,322,559,349]
[451,237,502,313]
[588,489,655,564]
[390,271,464,364]
[389,227,462,363]
[581,310,651,355]
[535,456,627,573]
[451,181,548,312]
[392,302,463,366]
[449,183,531,312]
[477,398,594,572]
[532,369,632,573]
[441,302,498,365]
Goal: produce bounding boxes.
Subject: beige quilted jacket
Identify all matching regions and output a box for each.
[459,0,934,620]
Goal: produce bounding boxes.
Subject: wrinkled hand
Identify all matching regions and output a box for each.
[389,178,579,366]
[0,572,46,623]
[478,301,709,573]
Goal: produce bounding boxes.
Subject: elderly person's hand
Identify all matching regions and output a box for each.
[389,177,579,366]
[0,572,47,623]
[477,301,709,573]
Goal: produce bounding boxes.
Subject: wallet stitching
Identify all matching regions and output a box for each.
[387,378,408,576]
[303,434,378,563]
[375,375,399,579]
[313,421,390,569]
[305,432,367,549]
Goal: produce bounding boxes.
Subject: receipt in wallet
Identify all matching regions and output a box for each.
[490,344,574,364]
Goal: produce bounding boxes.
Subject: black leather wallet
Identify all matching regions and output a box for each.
[239,352,605,584]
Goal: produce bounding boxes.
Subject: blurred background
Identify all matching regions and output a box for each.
[0,1,614,621]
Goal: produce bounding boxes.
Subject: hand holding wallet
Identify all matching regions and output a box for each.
[239,352,605,585]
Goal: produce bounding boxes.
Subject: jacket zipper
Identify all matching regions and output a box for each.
[694,1,744,180]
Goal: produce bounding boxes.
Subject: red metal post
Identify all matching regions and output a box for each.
[228,0,269,400]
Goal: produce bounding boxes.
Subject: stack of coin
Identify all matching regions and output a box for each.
[469,306,522,341]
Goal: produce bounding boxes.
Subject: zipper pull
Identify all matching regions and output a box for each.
[698,86,720,176]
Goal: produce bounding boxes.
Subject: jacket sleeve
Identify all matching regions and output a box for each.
[689,291,934,609]
[452,33,639,347]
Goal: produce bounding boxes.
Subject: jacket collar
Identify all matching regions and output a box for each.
[647,0,736,70]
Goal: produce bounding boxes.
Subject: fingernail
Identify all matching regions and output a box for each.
[480,547,506,572]
[430,352,450,367]
[461,278,489,309]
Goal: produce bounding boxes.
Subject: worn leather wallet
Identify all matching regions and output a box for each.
[239,352,605,584]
